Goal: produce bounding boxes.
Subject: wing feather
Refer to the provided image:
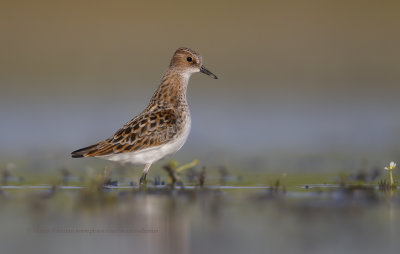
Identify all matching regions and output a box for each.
[71,109,182,158]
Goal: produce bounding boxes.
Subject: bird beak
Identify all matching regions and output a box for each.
[200,66,218,79]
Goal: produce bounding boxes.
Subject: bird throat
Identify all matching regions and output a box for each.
[149,70,190,109]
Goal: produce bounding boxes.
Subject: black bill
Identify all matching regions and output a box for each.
[200,66,218,79]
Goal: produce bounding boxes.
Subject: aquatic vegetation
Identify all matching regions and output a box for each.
[175,159,199,173]
[218,166,229,185]
[384,161,396,186]
[378,179,393,192]
[199,167,206,187]
[1,162,24,185]
[162,159,200,186]
[162,161,179,185]
[1,169,10,185]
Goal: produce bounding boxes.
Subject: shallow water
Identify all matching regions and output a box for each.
[1,183,400,254]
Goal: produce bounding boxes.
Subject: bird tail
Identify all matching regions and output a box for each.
[71,143,100,158]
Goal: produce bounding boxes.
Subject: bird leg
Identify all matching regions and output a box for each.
[139,163,151,185]
[139,173,147,185]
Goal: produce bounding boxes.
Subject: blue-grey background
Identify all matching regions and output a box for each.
[1,0,399,172]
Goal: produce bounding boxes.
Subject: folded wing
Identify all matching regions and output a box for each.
[71,109,181,158]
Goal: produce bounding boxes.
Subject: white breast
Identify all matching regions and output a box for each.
[103,117,191,165]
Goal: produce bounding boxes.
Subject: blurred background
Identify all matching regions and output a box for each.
[1,0,400,173]
[2,1,400,254]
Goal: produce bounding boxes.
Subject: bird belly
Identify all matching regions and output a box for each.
[103,119,191,165]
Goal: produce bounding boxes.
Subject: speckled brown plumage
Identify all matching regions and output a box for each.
[71,74,190,158]
[73,108,185,157]
[71,47,218,184]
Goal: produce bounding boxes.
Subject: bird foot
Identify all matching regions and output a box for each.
[139,173,147,185]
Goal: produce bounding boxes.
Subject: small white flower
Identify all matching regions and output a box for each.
[384,161,396,171]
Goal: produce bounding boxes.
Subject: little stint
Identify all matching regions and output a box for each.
[71,47,218,185]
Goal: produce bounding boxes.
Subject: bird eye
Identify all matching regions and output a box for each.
[186,57,192,62]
